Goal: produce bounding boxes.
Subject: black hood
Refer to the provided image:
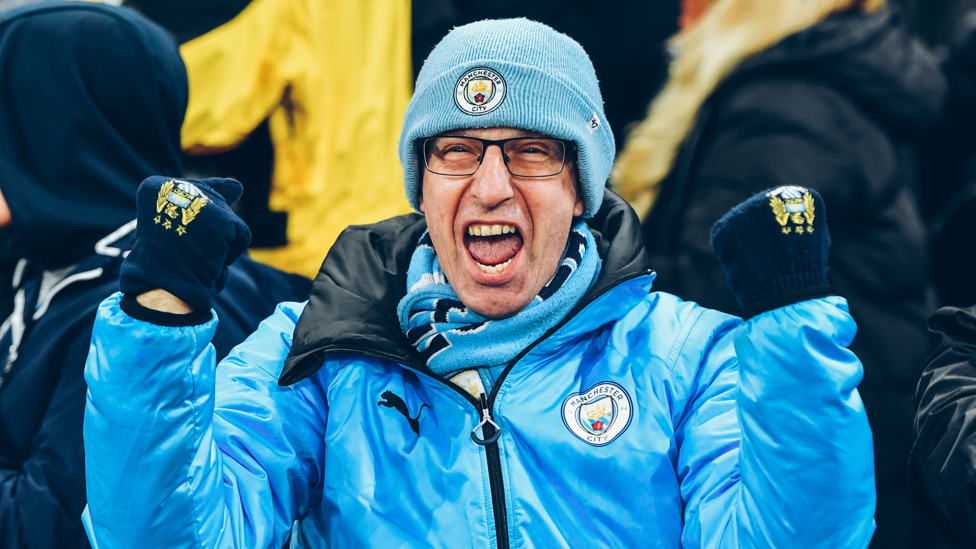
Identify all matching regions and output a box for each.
[728,6,947,132]
[0,3,187,269]
[280,189,652,386]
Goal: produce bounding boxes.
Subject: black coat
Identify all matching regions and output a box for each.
[0,4,311,547]
[642,8,947,549]
[911,305,976,548]
[0,233,310,548]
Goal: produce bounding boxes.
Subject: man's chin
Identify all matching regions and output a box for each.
[457,286,533,320]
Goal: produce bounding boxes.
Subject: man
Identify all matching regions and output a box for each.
[0,5,310,547]
[83,18,876,548]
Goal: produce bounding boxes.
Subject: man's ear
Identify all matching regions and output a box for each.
[418,168,426,213]
[572,162,584,217]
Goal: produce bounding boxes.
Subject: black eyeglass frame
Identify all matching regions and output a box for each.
[421,135,577,178]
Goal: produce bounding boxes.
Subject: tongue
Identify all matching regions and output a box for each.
[466,233,523,266]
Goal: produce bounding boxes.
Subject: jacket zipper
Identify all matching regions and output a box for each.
[319,269,654,549]
[474,269,652,549]
[478,393,509,549]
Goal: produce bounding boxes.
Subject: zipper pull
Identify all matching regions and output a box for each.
[471,393,501,446]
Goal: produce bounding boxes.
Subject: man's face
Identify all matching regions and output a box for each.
[419,127,584,320]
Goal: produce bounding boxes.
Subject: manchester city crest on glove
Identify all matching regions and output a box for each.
[767,186,815,235]
[561,382,633,447]
[154,180,209,236]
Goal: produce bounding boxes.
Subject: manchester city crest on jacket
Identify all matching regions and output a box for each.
[561,382,633,446]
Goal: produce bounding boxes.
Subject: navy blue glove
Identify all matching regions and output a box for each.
[710,186,832,317]
[120,176,251,312]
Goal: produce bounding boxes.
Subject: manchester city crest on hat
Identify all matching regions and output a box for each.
[454,67,507,116]
[561,382,633,447]
[767,186,815,235]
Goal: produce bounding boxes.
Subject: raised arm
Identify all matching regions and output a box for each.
[83,297,321,548]
[83,177,322,548]
[676,188,875,547]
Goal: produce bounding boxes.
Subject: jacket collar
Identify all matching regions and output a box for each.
[280,189,653,386]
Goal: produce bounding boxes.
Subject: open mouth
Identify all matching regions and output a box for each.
[464,223,523,274]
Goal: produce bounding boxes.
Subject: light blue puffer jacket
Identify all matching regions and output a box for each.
[82,204,876,549]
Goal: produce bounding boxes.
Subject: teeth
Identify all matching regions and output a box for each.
[468,224,518,236]
[476,256,514,274]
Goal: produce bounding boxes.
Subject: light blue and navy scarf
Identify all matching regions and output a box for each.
[397,221,601,380]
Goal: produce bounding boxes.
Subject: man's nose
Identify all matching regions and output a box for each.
[470,144,514,208]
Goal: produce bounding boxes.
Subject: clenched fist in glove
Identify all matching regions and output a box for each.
[710,186,832,318]
[120,176,252,313]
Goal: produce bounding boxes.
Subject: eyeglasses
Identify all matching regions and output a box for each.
[422,136,574,178]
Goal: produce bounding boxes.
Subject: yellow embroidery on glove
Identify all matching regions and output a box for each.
[156,180,175,213]
[182,197,207,226]
[802,191,815,225]
[770,195,789,226]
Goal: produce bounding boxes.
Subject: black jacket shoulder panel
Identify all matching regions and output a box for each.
[282,213,430,386]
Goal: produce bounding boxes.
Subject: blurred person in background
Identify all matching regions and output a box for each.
[124,0,415,279]
[914,11,976,308]
[0,3,310,547]
[910,11,976,548]
[613,0,947,547]
[912,302,976,548]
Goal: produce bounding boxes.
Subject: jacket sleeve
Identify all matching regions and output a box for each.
[0,325,91,549]
[83,294,323,549]
[674,296,876,548]
[910,305,976,547]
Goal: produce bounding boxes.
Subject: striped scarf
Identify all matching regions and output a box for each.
[397,221,601,378]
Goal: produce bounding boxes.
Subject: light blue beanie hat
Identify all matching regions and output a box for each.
[399,18,614,218]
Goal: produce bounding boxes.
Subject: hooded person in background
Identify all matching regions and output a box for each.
[83,18,875,548]
[613,1,946,547]
[0,4,311,547]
